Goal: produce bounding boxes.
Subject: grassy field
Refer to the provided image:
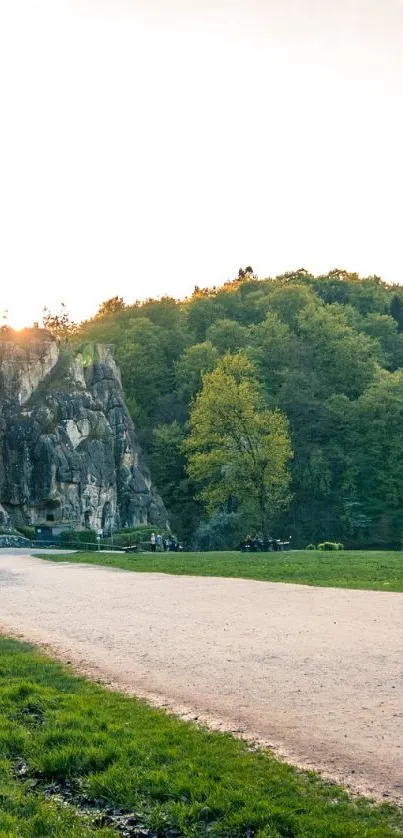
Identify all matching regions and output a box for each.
[37,549,403,592]
[0,637,402,837]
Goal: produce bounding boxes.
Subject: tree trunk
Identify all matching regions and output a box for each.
[259,482,269,539]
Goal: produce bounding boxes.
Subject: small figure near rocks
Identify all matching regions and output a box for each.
[163,536,181,552]
[150,532,156,553]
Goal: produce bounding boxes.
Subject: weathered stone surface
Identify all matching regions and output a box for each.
[0,331,167,531]
[0,534,31,548]
[0,502,11,528]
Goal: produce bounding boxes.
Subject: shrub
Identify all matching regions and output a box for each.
[60,529,97,547]
[16,525,35,541]
[192,512,244,551]
[336,542,344,551]
[59,525,168,550]
[114,524,156,540]
[317,541,341,551]
[306,543,316,550]
[109,525,165,547]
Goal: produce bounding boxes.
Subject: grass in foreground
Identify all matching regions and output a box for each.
[38,549,403,592]
[0,638,401,837]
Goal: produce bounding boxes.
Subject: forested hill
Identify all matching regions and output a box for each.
[76,269,403,548]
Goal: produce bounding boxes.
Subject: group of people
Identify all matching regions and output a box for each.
[240,534,282,552]
[150,533,183,553]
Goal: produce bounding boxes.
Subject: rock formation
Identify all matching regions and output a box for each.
[0,329,167,531]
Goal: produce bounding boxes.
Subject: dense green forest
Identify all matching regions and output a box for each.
[48,269,403,548]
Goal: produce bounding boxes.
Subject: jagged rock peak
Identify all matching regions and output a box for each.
[0,329,167,532]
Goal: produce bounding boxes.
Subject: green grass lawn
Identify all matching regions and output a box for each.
[0,637,402,837]
[37,549,403,592]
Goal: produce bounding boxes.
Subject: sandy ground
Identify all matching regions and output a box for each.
[0,552,402,804]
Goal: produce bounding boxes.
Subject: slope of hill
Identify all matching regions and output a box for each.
[76,270,403,547]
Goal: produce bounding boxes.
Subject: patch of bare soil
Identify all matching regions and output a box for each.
[0,553,402,804]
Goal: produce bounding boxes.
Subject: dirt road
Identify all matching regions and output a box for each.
[0,552,402,802]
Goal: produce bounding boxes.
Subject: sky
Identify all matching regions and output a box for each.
[1,1,403,328]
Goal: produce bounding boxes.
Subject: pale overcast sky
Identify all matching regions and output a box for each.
[1,0,403,327]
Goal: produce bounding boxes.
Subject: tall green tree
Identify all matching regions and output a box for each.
[297,303,378,398]
[175,341,218,402]
[150,421,201,542]
[206,318,248,354]
[96,296,126,316]
[42,303,77,342]
[74,267,403,547]
[184,353,292,537]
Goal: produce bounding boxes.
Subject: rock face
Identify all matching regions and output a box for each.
[0,330,167,531]
[0,535,31,548]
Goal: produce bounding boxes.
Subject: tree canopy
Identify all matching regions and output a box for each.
[184,353,292,537]
[41,268,403,547]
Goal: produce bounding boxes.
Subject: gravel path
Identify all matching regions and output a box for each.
[0,552,402,803]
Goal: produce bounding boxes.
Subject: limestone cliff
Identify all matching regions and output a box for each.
[0,330,167,531]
